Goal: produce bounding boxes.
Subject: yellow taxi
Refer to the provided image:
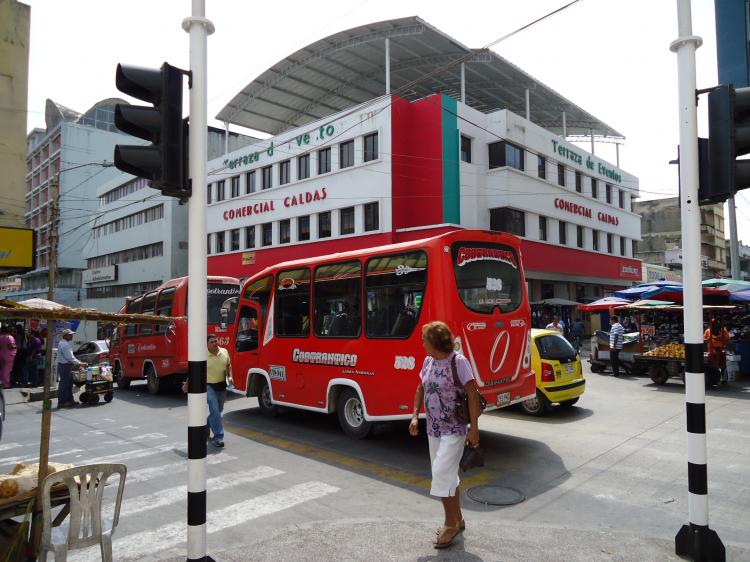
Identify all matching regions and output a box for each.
[521,328,586,415]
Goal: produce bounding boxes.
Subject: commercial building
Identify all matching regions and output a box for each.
[205,17,642,309]
[725,239,750,280]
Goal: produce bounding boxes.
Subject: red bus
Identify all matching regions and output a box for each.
[110,276,240,394]
[231,230,535,437]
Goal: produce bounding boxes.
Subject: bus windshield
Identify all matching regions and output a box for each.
[207,283,241,324]
[452,242,522,314]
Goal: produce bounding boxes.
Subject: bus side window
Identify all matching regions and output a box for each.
[154,288,175,334]
[243,275,273,322]
[313,261,361,338]
[365,251,427,339]
[125,296,143,338]
[236,306,259,352]
[274,268,310,338]
[139,291,158,336]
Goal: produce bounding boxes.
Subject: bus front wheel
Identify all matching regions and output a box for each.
[115,363,130,389]
[337,388,372,439]
[146,365,160,395]
[257,378,279,416]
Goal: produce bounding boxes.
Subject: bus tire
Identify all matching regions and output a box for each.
[257,378,278,416]
[520,390,550,416]
[115,363,130,389]
[337,388,372,439]
[146,365,160,395]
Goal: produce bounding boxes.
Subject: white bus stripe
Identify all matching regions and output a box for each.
[71,481,340,562]
[127,455,237,485]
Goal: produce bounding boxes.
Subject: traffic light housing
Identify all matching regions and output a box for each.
[114,63,190,198]
[702,84,750,204]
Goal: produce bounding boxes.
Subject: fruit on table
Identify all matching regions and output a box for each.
[644,343,685,359]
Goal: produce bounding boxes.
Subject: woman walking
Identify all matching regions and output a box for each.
[0,326,17,388]
[409,321,481,549]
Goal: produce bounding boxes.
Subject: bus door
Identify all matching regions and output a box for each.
[123,295,144,377]
[235,302,261,393]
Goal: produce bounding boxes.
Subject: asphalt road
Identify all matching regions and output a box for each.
[2,362,749,561]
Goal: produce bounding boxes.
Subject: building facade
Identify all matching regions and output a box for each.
[725,239,750,280]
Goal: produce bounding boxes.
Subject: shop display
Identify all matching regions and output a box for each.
[643,343,685,359]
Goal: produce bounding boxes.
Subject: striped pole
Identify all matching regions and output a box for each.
[182,2,215,560]
[671,1,724,560]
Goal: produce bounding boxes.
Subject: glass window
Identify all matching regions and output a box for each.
[236,306,259,352]
[592,229,599,251]
[591,178,598,199]
[539,216,547,241]
[318,147,331,174]
[125,297,143,337]
[340,207,355,235]
[559,221,567,245]
[207,283,240,325]
[207,234,212,255]
[577,225,584,248]
[262,223,272,246]
[207,184,212,204]
[557,164,565,187]
[575,171,582,193]
[490,207,525,237]
[297,154,310,180]
[318,211,331,238]
[452,242,522,314]
[279,160,290,185]
[216,180,225,201]
[461,135,472,163]
[619,190,624,208]
[535,334,576,361]
[339,140,354,169]
[245,225,255,249]
[243,275,273,320]
[364,202,379,232]
[314,261,362,338]
[231,228,240,251]
[538,156,546,179]
[154,288,175,334]
[245,171,256,194]
[298,215,310,241]
[620,236,626,256]
[231,176,240,198]
[365,251,427,338]
[363,133,378,162]
[215,231,225,253]
[262,166,272,190]
[279,219,290,244]
[607,232,613,253]
[606,183,612,204]
[488,141,524,170]
[274,268,310,337]
[139,291,158,335]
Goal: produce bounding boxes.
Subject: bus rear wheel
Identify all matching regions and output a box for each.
[521,390,550,416]
[115,363,130,389]
[146,365,160,395]
[337,388,372,439]
[257,378,278,416]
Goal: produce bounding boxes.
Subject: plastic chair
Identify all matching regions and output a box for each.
[40,463,127,562]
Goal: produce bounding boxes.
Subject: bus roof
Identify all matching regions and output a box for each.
[157,275,240,291]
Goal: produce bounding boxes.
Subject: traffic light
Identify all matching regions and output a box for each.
[114,62,190,198]
[701,84,750,204]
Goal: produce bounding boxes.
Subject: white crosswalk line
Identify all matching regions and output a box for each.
[104,466,283,519]
[71,481,340,562]
[0,443,22,452]
[1,448,85,467]
[131,432,167,441]
[127,454,237,484]
[82,443,183,465]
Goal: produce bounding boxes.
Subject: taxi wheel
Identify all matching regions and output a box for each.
[559,397,579,408]
[337,388,372,439]
[521,390,550,416]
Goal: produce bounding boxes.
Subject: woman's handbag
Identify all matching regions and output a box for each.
[450,355,487,425]
[459,444,485,472]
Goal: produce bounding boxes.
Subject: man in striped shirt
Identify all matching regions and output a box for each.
[609,316,625,377]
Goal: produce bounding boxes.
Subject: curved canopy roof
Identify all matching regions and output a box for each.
[217,16,623,140]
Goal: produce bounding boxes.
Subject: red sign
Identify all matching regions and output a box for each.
[555,198,620,226]
[223,201,275,221]
[283,187,327,208]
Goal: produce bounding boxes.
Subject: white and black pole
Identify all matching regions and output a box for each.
[182,2,215,561]
[671,1,725,560]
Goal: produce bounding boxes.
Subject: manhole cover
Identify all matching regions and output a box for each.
[466,485,525,506]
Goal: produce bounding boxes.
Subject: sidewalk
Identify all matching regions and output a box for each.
[2,384,57,405]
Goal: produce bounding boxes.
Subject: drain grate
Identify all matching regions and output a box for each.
[466,485,526,506]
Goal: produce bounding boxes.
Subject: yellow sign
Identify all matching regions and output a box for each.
[241,252,256,265]
[0,227,35,269]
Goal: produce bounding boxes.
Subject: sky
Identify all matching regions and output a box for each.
[21,0,750,243]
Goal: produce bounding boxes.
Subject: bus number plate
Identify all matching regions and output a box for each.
[496,392,511,405]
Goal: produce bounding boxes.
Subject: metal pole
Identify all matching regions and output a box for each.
[525,88,530,121]
[562,111,567,139]
[671,1,725,559]
[224,121,229,155]
[460,62,465,103]
[590,128,595,154]
[182,2,214,561]
[385,37,390,94]
[727,196,740,279]
[616,143,620,168]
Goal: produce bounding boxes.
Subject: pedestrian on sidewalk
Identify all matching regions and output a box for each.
[24,329,42,387]
[11,324,26,387]
[570,317,585,353]
[56,329,86,408]
[409,321,480,549]
[609,316,624,377]
[0,326,17,389]
[546,315,564,334]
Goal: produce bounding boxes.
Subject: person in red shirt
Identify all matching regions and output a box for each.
[704,319,730,383]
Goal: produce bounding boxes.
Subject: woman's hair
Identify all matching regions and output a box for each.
[422,321,455,354]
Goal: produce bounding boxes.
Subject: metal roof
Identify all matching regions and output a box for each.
[217,16,624,140]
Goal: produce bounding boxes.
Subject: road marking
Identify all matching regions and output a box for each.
[81,443,184,465]
[126,454,237,484]
[132,432,167,441]
[0,443,22,452]
[1,448,85,467]
[71,481,340,562]
[224,423,493,491]
[104,465,283,519]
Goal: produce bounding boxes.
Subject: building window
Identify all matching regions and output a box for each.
[489,207,525,237]
[313,261,362,338]
[592,229,599,251]
[298,215,310,241]
[606,183,612,204]
[279,160,291,185]
[591,178,598,199]
[339,140,354,169]
[559,221,567,245]
[245,171,256,194]
[297,154,310,180]
[461,135,472,163]
[364,202,379,232]
[557,164,565,187]
[216,181,225,201]
[274,268,310,338]
[488,141,524,171]
[230,229,240,251]
[340,206,355,235]
[607,233,613,253]
[619,190,624,208]
[207,184,212,204]
[620,236,626,256]
[537,156,546,179]
[363,133,378,162]
[207,234,212,255]
[262,223,273,246]
[539,216,547,241]
[577,225,584,248]
[575,171,582,193]
[318,211,331,238]
[318,147,331,174]
[245,225,255,249]
[279,219,291,244]
[231,176,240,198]
[631,239,636,256]
[215,231,225,253]
[261,166,272,190]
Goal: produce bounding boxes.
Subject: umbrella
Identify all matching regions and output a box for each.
[730,288,750,303]
[702,278,750,293]
[577,296,631,312]
[614,285,658,298]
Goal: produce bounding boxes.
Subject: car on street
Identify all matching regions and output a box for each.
[73,340,109,366]
[521,328,586,415]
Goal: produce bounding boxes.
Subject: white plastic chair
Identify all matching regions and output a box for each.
[40,463,127,562]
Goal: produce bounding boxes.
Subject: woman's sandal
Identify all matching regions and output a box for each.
[435,518,465,536]
[433,525,462,549]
